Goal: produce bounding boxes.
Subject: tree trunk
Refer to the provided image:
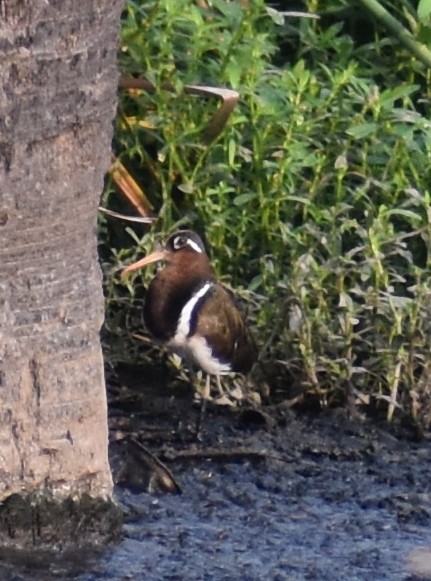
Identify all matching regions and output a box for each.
[0,0,123,541]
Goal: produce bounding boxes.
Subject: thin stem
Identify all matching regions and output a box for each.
[357,0,431,68]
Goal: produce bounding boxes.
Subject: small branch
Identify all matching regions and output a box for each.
[129,438,183,494]
[98,207,155,223]
[357,0,431,68]
[161,447,285,463]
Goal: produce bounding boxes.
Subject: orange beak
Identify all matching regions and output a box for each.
[121,249,167,276]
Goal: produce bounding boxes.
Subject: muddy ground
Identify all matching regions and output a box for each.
[1,365,430,580]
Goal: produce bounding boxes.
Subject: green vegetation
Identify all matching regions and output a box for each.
[100,0,431,429]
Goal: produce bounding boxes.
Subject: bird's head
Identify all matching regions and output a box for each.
[122,230,210,276]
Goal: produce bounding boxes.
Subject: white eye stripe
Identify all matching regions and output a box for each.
[186,239,203,253]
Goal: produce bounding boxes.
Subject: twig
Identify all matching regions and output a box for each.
[98,207,156,223]
[357,0,431,68]
[130,438,183,494]
[161,447,285,463]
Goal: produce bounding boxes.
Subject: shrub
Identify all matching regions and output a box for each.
[100,0,431,427]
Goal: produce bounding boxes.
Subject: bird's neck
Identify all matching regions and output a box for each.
[144,258,215,341]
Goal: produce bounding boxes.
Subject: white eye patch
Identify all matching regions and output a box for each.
[172,236,185,249]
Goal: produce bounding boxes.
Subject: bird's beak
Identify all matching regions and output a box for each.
[121,249,167,276]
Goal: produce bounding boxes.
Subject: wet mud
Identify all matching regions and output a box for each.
[1,367,431,580]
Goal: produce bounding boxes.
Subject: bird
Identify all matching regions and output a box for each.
[121,230,257,401]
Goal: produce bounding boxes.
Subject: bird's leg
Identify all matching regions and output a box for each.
[215,374,224,395]
[203,373,211,399]
[194,374,211,440]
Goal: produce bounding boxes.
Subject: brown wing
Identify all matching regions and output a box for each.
[192,284,257,373]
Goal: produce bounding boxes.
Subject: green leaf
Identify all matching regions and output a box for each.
[211,0,243,23]
[226,60,241,88]
[379,84,419,108]
[177,183,194,194]
[418,0,431,23]
[346,122,378,139]
[384,209,423,222]
[416,23,431,44]
[265,6,285,26]
[284,196,312,205]
[234,193,256,206]
[189,5,204,26]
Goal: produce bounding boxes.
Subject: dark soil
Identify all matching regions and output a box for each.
[1,365,430,580]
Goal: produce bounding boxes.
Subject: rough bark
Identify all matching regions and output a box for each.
[0,0,123,518]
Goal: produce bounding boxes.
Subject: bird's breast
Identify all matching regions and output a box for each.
[145,271,256,375]
[166,281,232,374]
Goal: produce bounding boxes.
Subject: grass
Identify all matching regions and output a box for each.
[100,0,431,431]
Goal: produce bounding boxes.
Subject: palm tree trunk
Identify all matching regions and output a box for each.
[0,0,123,547]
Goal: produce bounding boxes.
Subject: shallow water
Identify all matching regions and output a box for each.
[1,402,430,581]
[100,465,429,581]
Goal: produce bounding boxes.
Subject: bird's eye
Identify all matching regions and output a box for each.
[173,235,187,250]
